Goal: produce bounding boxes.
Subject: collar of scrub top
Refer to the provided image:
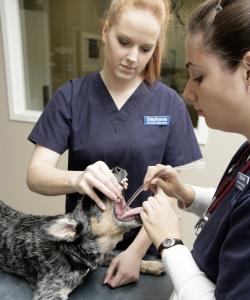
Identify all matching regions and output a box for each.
[195,143,250,235]
[208,144,250,214]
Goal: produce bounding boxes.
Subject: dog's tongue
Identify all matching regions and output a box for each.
[120,206,144,219]
[115,198,143,220]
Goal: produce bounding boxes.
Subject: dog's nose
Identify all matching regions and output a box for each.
[113,166,121,173]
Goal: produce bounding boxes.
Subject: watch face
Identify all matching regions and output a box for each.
[163,238,175,248]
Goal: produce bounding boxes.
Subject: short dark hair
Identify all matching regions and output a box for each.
[187,0,250,70]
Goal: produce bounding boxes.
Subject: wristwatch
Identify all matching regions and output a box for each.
[158,238,183,254]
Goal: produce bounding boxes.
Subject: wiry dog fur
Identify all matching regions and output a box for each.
[0,167,164,300]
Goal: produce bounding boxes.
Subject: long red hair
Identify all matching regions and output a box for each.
[101,0,170,84]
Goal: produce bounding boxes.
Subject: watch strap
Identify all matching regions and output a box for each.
[158,238,183,254]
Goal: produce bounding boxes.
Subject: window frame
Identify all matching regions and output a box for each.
[0,0,41,122]
[0,0,208,144]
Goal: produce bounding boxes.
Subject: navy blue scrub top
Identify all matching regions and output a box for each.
[28,72,202,253]
[192,142,250,299]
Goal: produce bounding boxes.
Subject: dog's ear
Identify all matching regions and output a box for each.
[43,216,83,242]
[77,195,105,219]
[80,195,93,212]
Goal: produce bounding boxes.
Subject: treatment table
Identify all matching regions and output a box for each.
[0,264,173,299]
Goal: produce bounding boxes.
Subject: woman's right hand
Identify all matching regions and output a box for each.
[70,161,123,210]
[140,190,181,249]
[143,164,195,208]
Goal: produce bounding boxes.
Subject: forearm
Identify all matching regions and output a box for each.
[162,245,215,299]
[182,186,216,217]
[127,227,152,258]
[27,161,81,196]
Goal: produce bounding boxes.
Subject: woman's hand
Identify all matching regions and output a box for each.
[140,191,181,249]
[27,146,123,210]
[70,161,123,210]
[103,249,141,288]
[143,164,195,208]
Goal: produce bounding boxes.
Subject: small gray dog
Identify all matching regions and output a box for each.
[0,167,164,300]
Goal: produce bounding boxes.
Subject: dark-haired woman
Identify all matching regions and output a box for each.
[141,0,250,298]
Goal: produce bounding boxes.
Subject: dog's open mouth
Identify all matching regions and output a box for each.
[113,198,143,222]
[112,167,143,224]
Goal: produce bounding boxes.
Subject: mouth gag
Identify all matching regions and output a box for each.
[126,160,205,207]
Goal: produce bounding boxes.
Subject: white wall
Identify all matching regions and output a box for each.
[0,17,66,215]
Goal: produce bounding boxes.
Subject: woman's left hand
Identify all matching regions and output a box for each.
[103,249,141,288]
[140,190,182,249]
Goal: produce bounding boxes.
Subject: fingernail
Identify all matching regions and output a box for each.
[112,196,118,203]
[101,204,106,210]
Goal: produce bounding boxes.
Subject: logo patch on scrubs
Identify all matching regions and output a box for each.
[144,116,170,126]
[236,172,250,191]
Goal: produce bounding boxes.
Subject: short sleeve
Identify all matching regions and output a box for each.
[28,81,73,154]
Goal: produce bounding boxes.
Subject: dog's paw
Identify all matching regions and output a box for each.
[101,251,116,267]
[140,260,165,276]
